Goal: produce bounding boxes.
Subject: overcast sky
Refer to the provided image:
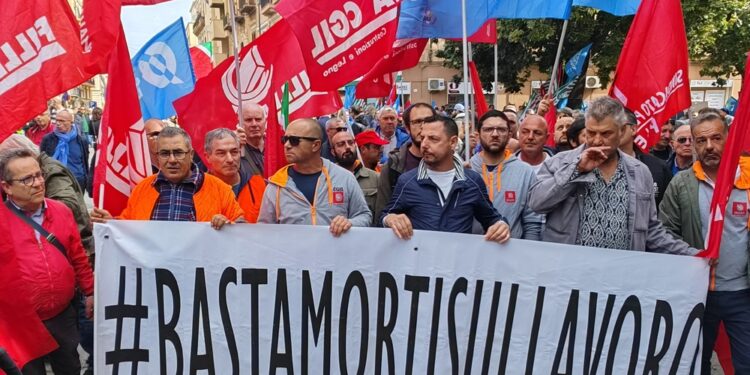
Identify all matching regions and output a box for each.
[122,0,193,57]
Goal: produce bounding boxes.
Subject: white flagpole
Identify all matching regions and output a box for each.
[228,0,244,129]
[494,42,498,109]
[549,19,569,98]
[461,0,471,161]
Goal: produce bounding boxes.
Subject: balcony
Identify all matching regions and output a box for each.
[211,18,226,38]
[209,0,224,10]
[193,13,205,36]
[239,0,256,16]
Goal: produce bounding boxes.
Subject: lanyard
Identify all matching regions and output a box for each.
[480,149,512,201]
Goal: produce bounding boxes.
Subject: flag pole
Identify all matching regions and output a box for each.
[494,42,498,109]
[549,19,569,99]
[228,0,244,130]
[460,0,471,161]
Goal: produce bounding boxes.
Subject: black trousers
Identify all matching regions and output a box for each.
[22,305,81,375]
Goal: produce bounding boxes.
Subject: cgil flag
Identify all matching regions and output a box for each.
[1,0,94,139]
[80,0,122,75]
[93,26,152,215]
[609,0,691,152]
[355,39,428,99]
[189,41,213,79]
[132,18,195,120]
[173,19,341,171]
[275,0,400,91]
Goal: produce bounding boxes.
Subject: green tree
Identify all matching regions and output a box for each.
[436,1,750,94]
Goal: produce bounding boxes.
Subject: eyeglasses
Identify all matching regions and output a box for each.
[281,135,319,146]
[481,126,509,134]
[334,139,356,148]
[157,149,190,160]
[410,117,431,126]
[9,172,44,187]
[331,127,348,133]
[676,137,692,144]
[147,131,161,140]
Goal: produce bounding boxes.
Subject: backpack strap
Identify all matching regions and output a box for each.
[4,200,67,258]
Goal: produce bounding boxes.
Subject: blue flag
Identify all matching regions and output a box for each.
[344,85,356,109]
[564,44,592,83]
[572,0,640,16]
[397,0,571,39]
[132,18,195,120]
[725,97,738,116]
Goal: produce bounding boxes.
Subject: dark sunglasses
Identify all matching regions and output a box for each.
[281,135,319,146]
[333,127,348,132]
[676,137,692,144]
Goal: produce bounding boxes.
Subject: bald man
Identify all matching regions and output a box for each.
[144,118,166,173]
[515,115,554,173]
[40,110,90,193]
[238,103,267,176]
[258,118,372,235]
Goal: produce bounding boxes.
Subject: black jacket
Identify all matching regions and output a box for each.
[635,149,672,209]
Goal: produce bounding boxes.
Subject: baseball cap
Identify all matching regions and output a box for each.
[355,131,389,147]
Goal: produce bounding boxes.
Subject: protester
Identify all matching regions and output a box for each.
[659,112,750,373]
[650,120,674,161]
[257,118,371,235]
[238,102,266,176]
[24,112,53,146]
[554,115,575,153]
[566,117,586,149]
[355,130,388,172]
[666,123,694,175]
[144,118,166,173]
[381,115,511,242]
[502,106,521,152]
[204,128,266,223]
[528,97,696,254]
[619,109,672,208]
[0,148,94,375]
[515,115,554,173]
[91,126,243,229]
[375,106,409,159]
[469,110,542,240]
[331,131,379,221]
[40,110,90,194]
[374,103,436,223]
[90,107,102,144]
[321,117,348,162]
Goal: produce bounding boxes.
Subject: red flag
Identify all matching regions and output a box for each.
[80,0,122,74]
[699,53,750,260]
[609,0,691,152]
[449,19,497,44]
[263,98,287,178]
[122,0,171,4]
[356,39,427,99]
[189,45,213,80]
[386,83,397,106]
[275,0,400,91]
[93,27,152,215]
[468,61,489,118]
[0,0,94,140]
[544,102,557,148]
[173,20,341,171]
[0,205,58,370]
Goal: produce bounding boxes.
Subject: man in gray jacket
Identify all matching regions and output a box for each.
[258,118,372,235]
[469,110,542,240]
[528,97,696,255]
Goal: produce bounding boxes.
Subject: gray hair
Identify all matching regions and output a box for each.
[325,117,344,129]
[690,112,727,132]
[204,128,239,154]
[0,134,40,156]
[0,148,37,182]
[158,126,192,150]
[585,97,628,128]
[377,106,397,119]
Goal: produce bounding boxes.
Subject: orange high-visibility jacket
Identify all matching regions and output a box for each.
[237,174,266,223]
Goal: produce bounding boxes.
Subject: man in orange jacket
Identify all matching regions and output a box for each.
[203,128,265,223]
[91,127,243,229]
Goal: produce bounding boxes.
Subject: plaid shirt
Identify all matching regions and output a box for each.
[150,165,204,222]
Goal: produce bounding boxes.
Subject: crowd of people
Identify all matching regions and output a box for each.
[0,94,744,374]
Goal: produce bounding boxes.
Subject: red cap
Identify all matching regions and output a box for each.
[355,131,389,147]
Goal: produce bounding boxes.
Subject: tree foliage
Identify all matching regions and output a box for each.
[435,1,750,93]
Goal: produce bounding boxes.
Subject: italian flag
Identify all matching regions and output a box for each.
[189,42,213,80]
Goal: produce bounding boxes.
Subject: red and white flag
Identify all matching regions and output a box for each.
[189,43,213,80]
[609,0,691,152]
[173,20,341,170]
[0,0,94,140]
[356,39,427,99]
[80,0,122,75]
[274,0,400,91]
[93,27,151,216]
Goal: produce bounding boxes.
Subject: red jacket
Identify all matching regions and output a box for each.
[5,199,94,321]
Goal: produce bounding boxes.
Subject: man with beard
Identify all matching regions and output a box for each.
[659,112,750,373]
[554,115,575,153]
[374,103,436,224]
[529,97,696,254]
[331,131,379,221]
[469,110,542,240]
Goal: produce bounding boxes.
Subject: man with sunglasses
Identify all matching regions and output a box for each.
[321,118,348,162]
[258,118,371,235]
[667,124,694,175]
[373,103,437,224]
[91,127,243,229]
[0,148,94,374]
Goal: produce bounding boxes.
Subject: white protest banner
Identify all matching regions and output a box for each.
[94,222,709,374]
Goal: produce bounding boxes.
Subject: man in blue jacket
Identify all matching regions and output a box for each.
[380,115,511,243]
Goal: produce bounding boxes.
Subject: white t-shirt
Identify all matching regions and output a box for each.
[426,168,456,205]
